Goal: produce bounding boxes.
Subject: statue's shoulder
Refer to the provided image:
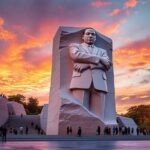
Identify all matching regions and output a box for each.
[97,46,107,53]
[69,43,80,48]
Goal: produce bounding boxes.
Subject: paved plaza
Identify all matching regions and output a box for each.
[0,141,150,150]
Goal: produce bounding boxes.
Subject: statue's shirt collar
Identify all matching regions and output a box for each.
[81,43,94,49]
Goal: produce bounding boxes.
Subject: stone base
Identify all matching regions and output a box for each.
[58,100,117,136]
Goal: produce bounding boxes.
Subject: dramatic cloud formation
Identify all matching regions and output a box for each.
[114,36,150,113]
[0,0,149,113]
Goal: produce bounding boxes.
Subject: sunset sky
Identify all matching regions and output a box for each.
[0,0,149,113]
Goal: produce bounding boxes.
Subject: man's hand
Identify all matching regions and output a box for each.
[99,57,112,70]
[73,64,90,73]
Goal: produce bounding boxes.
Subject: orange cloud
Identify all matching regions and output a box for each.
[108,9,121,16]
[104,22,120,36]
[114,37,150,113]
[0,19,56,105]
[124,0,137,8]
[114,37,150,70]
[79,20,122,36]
[0,27,16,40]
[0,17,16,40]
[0,17,4,26]
[116,93,150,114]
[90,0,111,8]
[0,56,51,105]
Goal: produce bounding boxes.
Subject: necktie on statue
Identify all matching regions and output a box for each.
[88,45,93,54]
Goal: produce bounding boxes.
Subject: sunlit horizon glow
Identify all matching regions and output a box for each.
[0,0,150,114]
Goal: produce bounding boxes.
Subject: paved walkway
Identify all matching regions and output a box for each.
[3,135,150,141]
[5,115,41,135]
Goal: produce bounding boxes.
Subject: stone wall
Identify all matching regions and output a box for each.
[0,97,8,126]
[7,101,26,116]
[117,116,138,135]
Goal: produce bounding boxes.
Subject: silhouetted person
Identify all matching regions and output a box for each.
[41,130,44,135]
[119,127,122,135]
[77,127,82,137]
[66,126,72,135]
[131,128,134,135]
[31,122,34,127]
[38,127,41,135]
[69,126,72,135]
[97,126,101,135]
[13,129,18,135]
[25,126,28,135]
[127,127,130,135]
[35,124,38,130]
[116,127,119,135]
[108,128,111,135]
[19,126,23,135]
[21,113,23,118]
[2,127,7,142]
[136,128,140,135]
[67,126,70,135]
[0,126,3,136]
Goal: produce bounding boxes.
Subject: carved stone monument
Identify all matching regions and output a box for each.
[46,27,117,135]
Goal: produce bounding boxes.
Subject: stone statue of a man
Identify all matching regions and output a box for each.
[69,28,112,120]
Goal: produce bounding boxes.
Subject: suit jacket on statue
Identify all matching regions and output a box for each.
[69,43,111,93]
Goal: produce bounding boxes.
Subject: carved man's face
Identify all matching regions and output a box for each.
[82,28,96,45]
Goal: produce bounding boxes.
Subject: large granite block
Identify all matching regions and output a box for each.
[7,101,26,116]
[0,97,8,126]
[47,27,117,135]
[40,104,48,133]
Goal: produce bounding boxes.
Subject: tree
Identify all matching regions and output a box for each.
[7,94,43,115]
[124,105,150,128]
[8,94,26,105]
[26,97,39,115]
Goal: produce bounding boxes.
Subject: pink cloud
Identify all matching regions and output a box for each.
[0,17,4,26]
[90,0,112,8]
[124,0,138,8]
[108,8,121,16]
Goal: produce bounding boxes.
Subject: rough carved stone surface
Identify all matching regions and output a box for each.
[0,97,8,126]
[117,116,138,135]
[40,104,48,133]
[7,101,26,116]
[47,27,117,135]
[59,102,105,135]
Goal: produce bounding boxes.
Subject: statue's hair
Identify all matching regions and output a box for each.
[82,27,96,35]
[80,27,96,42]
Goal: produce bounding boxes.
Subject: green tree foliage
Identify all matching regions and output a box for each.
[124,105,150,128]
[7,94,43,115]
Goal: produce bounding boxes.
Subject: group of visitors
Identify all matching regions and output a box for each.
[136,128,150,135]
[31,122,44,135]
[0,121,45,139]
[67,126,82,136]
[66,126,150,136]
